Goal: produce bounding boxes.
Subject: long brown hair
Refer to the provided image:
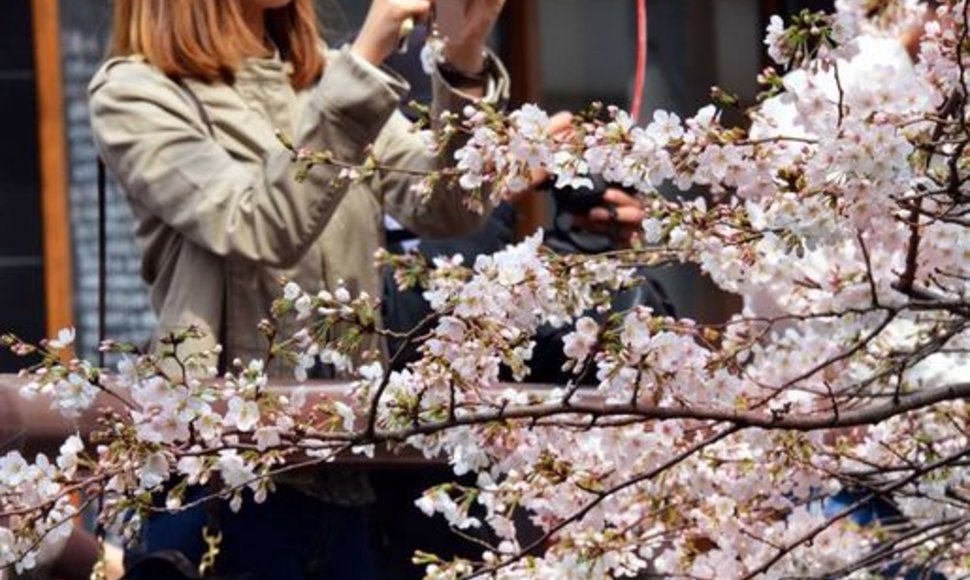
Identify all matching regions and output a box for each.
[110,0,324,89]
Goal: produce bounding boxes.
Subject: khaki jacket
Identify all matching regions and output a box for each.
[89,46,508,375]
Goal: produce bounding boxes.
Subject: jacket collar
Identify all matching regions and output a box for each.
[235,49,294,85]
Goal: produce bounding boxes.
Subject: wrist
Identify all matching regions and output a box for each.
[351,37,385,67]
[438,59,490,90]
[444,42,487,75]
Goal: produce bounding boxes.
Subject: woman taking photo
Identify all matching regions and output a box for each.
[89,0,508,577]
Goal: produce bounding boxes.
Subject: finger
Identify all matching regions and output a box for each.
[548,112,574,138]
[601,187,642,207]
[571,214,591,230]
[396,0,433,20]
[587,205,644,224]
[614,226,641,248]
[397,18,415,50]
[467,0,506,15]
[529,166,550,189]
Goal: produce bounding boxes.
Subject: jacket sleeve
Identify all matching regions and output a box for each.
[371,53,511,239]
[89,47,407,268]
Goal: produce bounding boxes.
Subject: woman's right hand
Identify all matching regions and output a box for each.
[352,0,434,67]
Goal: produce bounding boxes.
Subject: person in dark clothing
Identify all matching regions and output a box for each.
[372,28,674,580]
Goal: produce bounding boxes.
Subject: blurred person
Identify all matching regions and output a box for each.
[87,0,509,578]
[370,29,673,577]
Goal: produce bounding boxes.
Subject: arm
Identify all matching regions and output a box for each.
[89,48,407,269]
[371,55,510,238]
[48,529,123,580]
[351,0,510,238]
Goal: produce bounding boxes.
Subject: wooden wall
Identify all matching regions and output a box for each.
[32,0,74,345]
[0,2,50,372]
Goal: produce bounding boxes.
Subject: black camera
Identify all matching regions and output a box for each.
[550,174,621,214]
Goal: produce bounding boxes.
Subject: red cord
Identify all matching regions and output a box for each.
[631,0,648,122]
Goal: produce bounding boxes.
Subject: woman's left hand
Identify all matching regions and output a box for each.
[435,0,507,74]
[572,188,646,248]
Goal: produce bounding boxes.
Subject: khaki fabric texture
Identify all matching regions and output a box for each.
[89,45,509,377]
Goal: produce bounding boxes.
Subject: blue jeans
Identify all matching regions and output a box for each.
[130,485,380,580]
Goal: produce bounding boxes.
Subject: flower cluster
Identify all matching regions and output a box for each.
[3,2,970,579]
[0,445,77,574]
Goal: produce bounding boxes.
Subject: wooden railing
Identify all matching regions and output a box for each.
[0,374,565,465]
[0,374,432,464]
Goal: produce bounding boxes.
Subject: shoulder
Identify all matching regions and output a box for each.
[88,54,206,122]
[87,55,213,138]
[87,55,204,123]
[88,54,175,95]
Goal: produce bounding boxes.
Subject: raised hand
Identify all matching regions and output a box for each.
[436,0,507,74]
[572,188,646,248]
[353,0,435,66]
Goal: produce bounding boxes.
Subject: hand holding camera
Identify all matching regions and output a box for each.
[571,187,646,246]
[552,179,645,249]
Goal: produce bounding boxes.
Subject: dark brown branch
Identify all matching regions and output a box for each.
[834,60,846,128]
[772,311,896,393]
[461,425,742,579]
[824,516,970,578]
[363,312,440,438]
[294,381,970,446]
[856,232,880,308]
[740,446,970,580]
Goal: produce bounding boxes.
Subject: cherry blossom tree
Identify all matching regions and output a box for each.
[3,1,970,578]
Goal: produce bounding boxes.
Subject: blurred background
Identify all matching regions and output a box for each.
[0,0,832,372]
